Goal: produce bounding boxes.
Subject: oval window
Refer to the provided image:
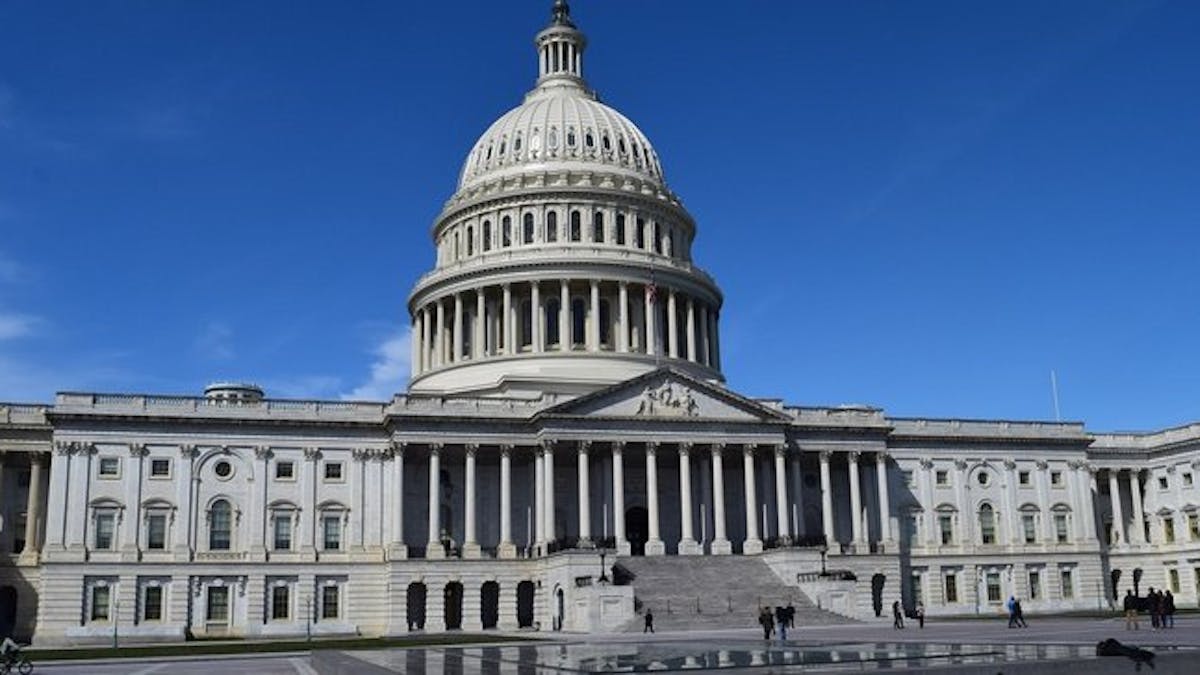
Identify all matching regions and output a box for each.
[214,460,233,479]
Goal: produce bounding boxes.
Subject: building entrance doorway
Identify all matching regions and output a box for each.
[481,581,499,629]
[516,581,535,628]
[444,582,464,630]
[625,507,649,556]
[406,582,426,630]
[0,586,16,638]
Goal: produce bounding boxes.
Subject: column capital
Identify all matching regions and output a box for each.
[1003,457,1017,470]
[678,441,693,457]
[774,444,787,458]
[819,449,833,462]
[710,442,726,456]
[499,443,514,457]
[742,444,756,458]
[953,458,969,471]
[611,441,624,455]
[539,438,556,454]
[428,442,444,456]
[847,450,862,463]
[464,443,479,457]
[303,446,321,461]
[1035,459,1049,470]
[253,445,273,460]
[389,441,407,457]
[645,441,659,455]
[875,450,890,464]
[29,451,48,465]
[180,443,199,459]
[919,456,934,469]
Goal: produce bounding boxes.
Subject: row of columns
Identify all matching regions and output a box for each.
[419,441,892,557]
[1108,467,1147,546]
[410,280,721,376]
[817,450,893,550]
[0,451,47,560]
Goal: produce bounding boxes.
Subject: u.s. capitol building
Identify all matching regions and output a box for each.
[1,2,1197,644]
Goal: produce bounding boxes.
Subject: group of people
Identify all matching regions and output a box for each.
[757,603,797,641]
[1005,596,1029,628]
[1122,588,1176,630]
[891,600,925,629]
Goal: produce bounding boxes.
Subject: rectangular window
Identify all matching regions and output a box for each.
[1022,514,1037,543]
[944,572,958,603]
[1060,568,1074,598]
[615,214,626,245]
[910,572,923,604]
[1054,514,1069,543]
[273,513,292,551]
[144,586,163,621]
[275,461,295,480]
[1018,471,1031,486]
[1028,570,1041,600]
[1189,514,1199,541]
[1184,473,1194,487]
[1168,568,1181,593]
[322,515,341,551]
[1050,471,1062,486]
[95,513,115,550]
[91,585,110,621]
[98,457,120,477]
[271,585,290,620]
[146,514,167,550]
[935,470,949,486]
[1164,517,1176,543]
[986,572,1002,603]
[324,462,343,481]
[206,586,229,622]
[938,514,954,544]
[149,458,171,477]
[1158,476,1169,490]
[321,585,340,620]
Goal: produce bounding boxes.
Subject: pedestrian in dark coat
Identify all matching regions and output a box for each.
[1164,591,1176,629]
[1013,598,1028,628]
[1123,590,1139,631]
[1148,588,1160,629]
[892,600,904,629]
[758,607,774,640]
[643,609,654,633]
[915,601,925,629]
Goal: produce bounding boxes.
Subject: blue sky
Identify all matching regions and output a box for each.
[1,1,1197,431]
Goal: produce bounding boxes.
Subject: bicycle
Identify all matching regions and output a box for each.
[0,652,32,674]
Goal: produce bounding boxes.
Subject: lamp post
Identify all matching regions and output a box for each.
[112,597,119,649]
[598,541,610,585]
[306,595,313,642]
[819,544,828,576]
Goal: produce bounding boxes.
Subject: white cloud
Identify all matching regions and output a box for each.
[193,321,234,360]
[0,313,37,340]
[343,328,411,401]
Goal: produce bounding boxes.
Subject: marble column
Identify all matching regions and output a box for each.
[498,445,516,558]
[848,451,865,548]
[685,298,696,362]
[453,293,464,362]
[819,451,835,546]
[612,443,629,555]
[534,447,545,552]
[389,444,407,559]
[773,445,790,545]
[667,289,678,358]
[711,444,731,554]
[421,307,432,371]
[577,441,591,546]
[589,280,600,351]
[21,453,47,559]
[790,450,804,539]
[463,444,480,558]
[645,442,665,555]
[475,290,486,359]
[544,441,556,546]
[1129,469,1145,545]
[678,443,699,554]
[411,316,422,375]
[530,282,542,353]
[1108,469,1126,546]
[426,445,444,559]
[876,452,892,545]
[645,285,657,357]
[502,284,512,355]
[435,299,446,367]
[698,305,710,367]
[742,445,762,554]
[559,280,570,350]
[617,282,630,353]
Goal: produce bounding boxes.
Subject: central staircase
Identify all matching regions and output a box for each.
[614,555,853,632]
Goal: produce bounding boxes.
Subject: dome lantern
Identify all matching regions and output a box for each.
[535,0,588,88]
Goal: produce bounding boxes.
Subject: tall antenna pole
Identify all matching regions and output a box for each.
[1050,370,1061,422]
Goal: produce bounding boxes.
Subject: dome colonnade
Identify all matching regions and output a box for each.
[407,0,723,397]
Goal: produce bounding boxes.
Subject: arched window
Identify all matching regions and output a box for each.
[482,220,491,251]
[209,499,232,551]
[546,298,561,346]
[570,211,582,242]
[635,218,645,249]
[519,300,532,348]
[652,222,662,254]
[523,213,535,244]
[667,230,675,257]
[466,226,474,256]
[502,216,512,247]
[546,212,558,242]
[571,298,586,346]
[593,212,605,243]
[978,503,996,544]
[616,214,626,245]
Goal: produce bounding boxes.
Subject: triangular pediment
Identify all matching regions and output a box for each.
[539,368,791,423]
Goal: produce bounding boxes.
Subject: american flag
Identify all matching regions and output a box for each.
[645,281,657,304]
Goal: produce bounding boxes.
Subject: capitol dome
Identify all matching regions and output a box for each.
[407,1,724,398]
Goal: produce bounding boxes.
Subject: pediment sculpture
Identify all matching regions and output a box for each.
[634,382,699,418]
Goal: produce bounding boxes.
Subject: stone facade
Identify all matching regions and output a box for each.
[1,1,1197,644]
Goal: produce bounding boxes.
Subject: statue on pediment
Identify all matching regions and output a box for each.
[635,382,699,418]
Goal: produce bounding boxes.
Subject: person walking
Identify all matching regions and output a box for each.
[643,609,655,633]
[775,605,788,642]
[1124,590,1140,630]
[786,601,796,628]
[1148,588,1160,629]
[915,601,925,629]
[1164,590,1176,629]
[892,600,904,629]
[758,607,774,640]
[1013,598,1028,628]
[1006,595,1018,628]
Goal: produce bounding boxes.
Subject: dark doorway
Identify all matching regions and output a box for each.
[0,586,16,638]
[516,581,536,628]
[406,582,427,630]
[871,573,886,617]
[481,581,500,629]
[625,506,649,556]
[554,587,565,631]
[1111,569,1122,601]
[444,582,464,630]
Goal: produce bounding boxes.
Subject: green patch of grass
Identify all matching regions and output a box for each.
[26,633,538,662]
